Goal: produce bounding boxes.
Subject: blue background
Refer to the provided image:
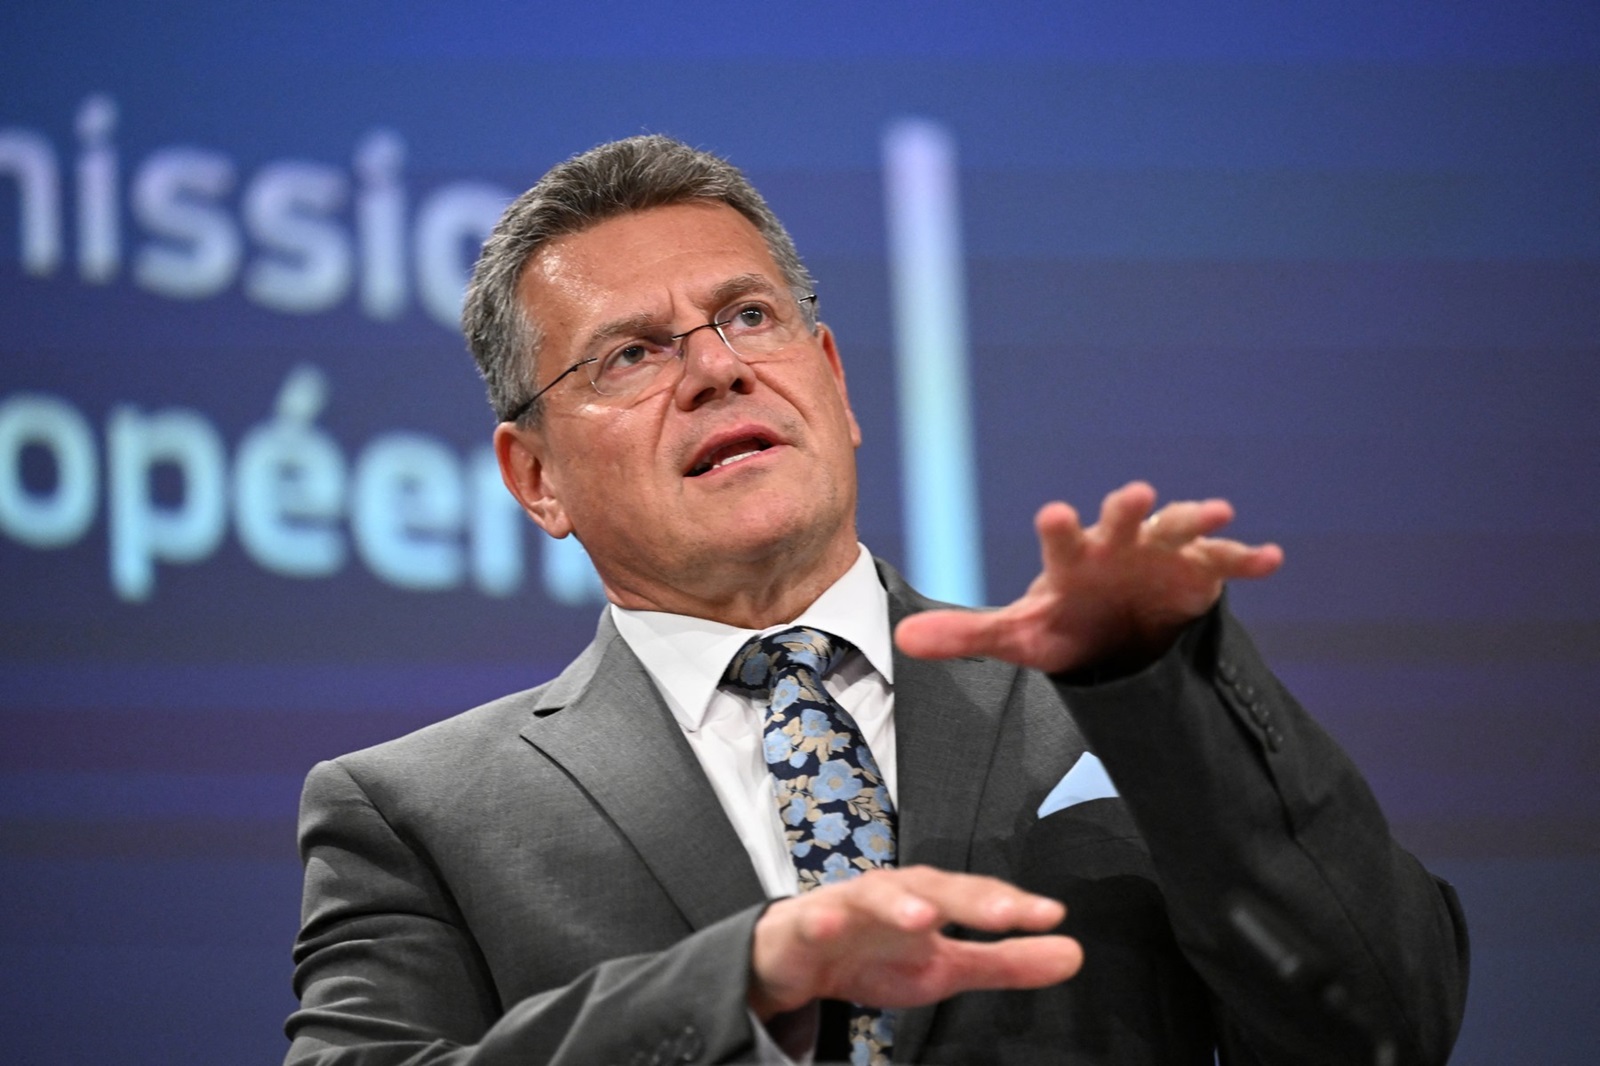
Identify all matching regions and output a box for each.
[3,3,1598,1062]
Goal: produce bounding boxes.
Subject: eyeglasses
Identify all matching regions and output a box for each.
[503,292,818,422]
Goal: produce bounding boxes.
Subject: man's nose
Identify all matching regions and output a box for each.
[674,325,752,409]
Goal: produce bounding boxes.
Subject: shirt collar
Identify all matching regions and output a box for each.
[609,545,893,733]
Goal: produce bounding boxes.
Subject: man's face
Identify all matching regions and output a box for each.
[495,201,863,615]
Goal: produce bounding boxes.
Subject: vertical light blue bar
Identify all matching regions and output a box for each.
[882,119,985,606]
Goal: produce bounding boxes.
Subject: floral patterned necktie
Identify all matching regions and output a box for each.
[723,626,897,1066]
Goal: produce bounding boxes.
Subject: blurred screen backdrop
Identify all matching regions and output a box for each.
[2,4,1597,1062]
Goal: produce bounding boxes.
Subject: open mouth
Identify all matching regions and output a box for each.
[687,436,773,477]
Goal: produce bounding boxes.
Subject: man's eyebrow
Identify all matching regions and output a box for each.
[578,275,782,356]
[705,273,781,309]
[581,311,663,358]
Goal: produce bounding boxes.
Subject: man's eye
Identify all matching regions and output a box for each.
[610,344,650,369]
[727,304,770,331]
[598,342,665,380]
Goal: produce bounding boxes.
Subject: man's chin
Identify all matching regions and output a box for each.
[660,514,835,579]
[708,523,824,565]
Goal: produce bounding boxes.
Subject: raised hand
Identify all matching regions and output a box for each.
[748,865,1082,1019]
[895,482,1283,675]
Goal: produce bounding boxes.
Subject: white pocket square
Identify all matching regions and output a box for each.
[1036,751,1119,818]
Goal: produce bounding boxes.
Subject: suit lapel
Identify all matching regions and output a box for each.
[518,570,1022,1064]
[881,563,1017,873]
[519,612,768,932]
[880,563,1020,1063]
[891,643,1017,874]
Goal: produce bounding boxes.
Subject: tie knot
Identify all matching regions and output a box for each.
[723,626,848,696]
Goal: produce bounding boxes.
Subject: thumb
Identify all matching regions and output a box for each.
[894,608,1002,661]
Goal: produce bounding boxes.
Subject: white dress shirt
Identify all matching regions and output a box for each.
[609,545,898,900]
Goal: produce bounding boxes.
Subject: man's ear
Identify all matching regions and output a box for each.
[818,324,863,448]
[493,421,574,538]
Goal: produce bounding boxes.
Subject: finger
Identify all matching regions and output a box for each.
[795,867,1065,967]
[894,607,1008,661]
[886,866,1067,934]
[1099,481,1157,544]
[752,878,945,1014]
[1191,538,1284,579]
[833,933,1084,1010]
[1034,500,1086,579]
[899,501,1087,662]
[897,601,1071,668]
[869,934,1083,1008]
[935,934,1084,995]
[793,875,940,948]
[1144,499,1234,546]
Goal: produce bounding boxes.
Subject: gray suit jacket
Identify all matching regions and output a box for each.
[286,562,1468,1065]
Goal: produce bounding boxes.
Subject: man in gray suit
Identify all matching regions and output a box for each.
[285,136,1468,1065]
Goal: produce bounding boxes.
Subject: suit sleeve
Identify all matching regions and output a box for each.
[285,758,764,1066]
[1054,603,1469,1066]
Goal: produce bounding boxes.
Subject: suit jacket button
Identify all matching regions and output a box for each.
[1266,727,1284,752]
[1219,659,1238,682]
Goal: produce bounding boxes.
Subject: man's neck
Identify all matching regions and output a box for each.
[600,533,861,629]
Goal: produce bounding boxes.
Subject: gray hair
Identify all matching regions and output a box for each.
[461,134,817,424]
